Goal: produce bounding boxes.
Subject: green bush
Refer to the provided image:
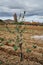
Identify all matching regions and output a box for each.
[7,40,12,43]
[13,45,18,51]
[0,37,4,41]
[0,43,4,46]
[26,48,32,53]
[33,45,37,48]
[0,60,3,64]
[6,39,14,44]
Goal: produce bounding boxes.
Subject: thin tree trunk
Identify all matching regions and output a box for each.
[19,43,23,61]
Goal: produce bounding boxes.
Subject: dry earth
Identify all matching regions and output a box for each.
[0,24,43,65]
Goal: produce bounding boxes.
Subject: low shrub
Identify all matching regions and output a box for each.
[13,45,18,51]
[33,45,37,48]
[26,48,32,53]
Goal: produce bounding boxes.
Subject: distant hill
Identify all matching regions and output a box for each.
[0,19,43,26]
[0,19,15,24]
[4,19,14,24]
[0,19,5,24]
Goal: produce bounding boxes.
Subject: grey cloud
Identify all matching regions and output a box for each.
[0,12,12,17]
[0,0,43,18]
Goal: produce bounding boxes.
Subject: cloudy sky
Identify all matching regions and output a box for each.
[0,0,43,22]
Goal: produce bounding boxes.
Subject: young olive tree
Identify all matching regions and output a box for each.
[5,11,26,61]
[15,25,26,61]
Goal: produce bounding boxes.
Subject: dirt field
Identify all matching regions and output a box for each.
[0,24,43,65]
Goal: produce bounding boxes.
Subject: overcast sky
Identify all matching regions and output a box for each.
[0,0,43,22]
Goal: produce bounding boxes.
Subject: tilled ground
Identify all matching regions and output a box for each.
[0,25,43,65]
[0,49,43,65]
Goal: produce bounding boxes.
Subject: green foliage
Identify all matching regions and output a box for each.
[16,36,20,43]
[18,22,24,25]
[0,37,4,41]
[14,22,24,25]
[4,11,26,62]
[6,39,14,44]
[0,19,5,25]
[13,45,18,51]
[15,26,19,33]
[0,43,4,46]
[0,60,3,64]
[15,25,26,34]
[33,45,37,48]
[26,48,32,53]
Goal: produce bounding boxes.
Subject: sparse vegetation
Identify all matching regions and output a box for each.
[0,12,43,65]
[26,48,32,53]
[32,45,37,48]
[13,45,18,51]
[0,60,3,64]
[0,43,4,46]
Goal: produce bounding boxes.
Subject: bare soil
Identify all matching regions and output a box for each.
[0,24,43,65]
